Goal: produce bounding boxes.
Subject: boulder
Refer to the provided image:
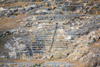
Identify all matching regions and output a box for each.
[64,36,73,40]
[54,0,64,4]
[63,1,69,5]
[8,51,17,59]
[10,8,18,13]
[20,53,28,60]
[26,7,33,11]
[6,11,12,17]
[0,10,7,17]
[20,8,26,14]
[36,10,48,15]
[25,5,36,11]
[45,2,51,6]
[24,22,33,27]
[0,7,7,11]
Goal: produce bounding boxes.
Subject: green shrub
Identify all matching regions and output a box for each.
[29,63,41,67]
[6,31,11,35]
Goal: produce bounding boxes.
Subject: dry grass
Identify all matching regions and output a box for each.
[0,14,27,52]
[0,14,27,32]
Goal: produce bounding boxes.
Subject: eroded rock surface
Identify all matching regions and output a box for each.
[0,0,100,67]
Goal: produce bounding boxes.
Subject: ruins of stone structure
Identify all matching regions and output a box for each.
[0,0,100,67]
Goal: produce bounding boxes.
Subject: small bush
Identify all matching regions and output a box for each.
[29,63,41,67]
[0,34,3,37]
[6,31,11,35]
[51,55,53,59]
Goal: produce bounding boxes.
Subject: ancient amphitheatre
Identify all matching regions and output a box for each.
[0,0,100,67]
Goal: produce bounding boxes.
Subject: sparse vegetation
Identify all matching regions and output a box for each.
[6,31,11,35]
[30,63,41,67]
[51,55,53,59]
[0,34,3,37]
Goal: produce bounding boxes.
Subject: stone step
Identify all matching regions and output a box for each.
[31,45,51,47]
[30,46,44,47]
[30,45,51,47]
[32,51,47,54]
[35,39,52,41]
[54,48,67,51]
[17,51,29,53]
[31,48,45,50]
[35,39,52,40]
[64,5,82,7]
[43,62,76,67]
[33,35,52,38]
[31,52,46,54]
[31,50,45,52]
[33,35,53,37]
[31,46,50,49]
[54,46,67,48]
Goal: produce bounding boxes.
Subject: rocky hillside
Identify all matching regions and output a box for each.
[0,0,100,67]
